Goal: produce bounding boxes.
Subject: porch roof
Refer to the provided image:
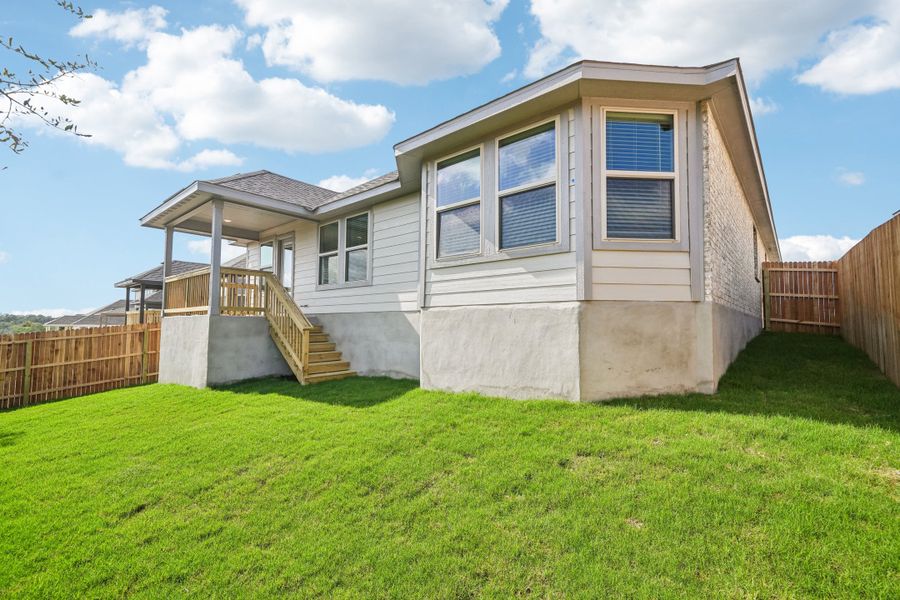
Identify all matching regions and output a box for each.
[115,260,208,289]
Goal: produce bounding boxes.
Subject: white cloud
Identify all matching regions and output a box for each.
[524,0,881,84]
[750,96,779,116]
[69,5,167,47]
[500,69,518,83]
[780,235,859,261]
[797,5,900,94]
[235,0,509,84]
[188,239,247,263]
[27,22,395,169]
[837,169,865,186]
[175,149,244,172]
[318,169,380,192]
[0,251,9,264]
[10,308,96,318]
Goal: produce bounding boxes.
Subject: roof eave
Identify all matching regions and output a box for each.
[140,181,317,229]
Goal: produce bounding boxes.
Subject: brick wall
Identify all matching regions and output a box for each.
[702,102,764,317]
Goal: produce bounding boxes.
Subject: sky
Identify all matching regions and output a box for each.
[1,0,899,316]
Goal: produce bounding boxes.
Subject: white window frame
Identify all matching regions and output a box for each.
[494,116,561,252]
[433,144,484,261]
[316,210,374,289]
[343,212,370,284]
[592,100,691,252]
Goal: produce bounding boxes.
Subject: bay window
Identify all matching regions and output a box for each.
[436,148,481,258]
[498,121,557,249]
[603,111,676,240]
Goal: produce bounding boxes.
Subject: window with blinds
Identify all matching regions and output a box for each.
[436,148,481,257]
[604,111,676,240]
[318,211,370,286]
[498,121,557,249]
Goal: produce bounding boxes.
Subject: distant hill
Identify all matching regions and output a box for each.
[0,314,54,334]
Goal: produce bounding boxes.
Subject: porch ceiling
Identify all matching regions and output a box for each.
[173,199,301,242]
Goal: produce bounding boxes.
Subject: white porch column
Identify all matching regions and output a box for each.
[161,224,174,316]
[209,199,224,316]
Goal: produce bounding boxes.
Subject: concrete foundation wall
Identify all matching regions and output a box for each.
[420,303,582,400]
[313,311,420,379]
[710,302,762,383]
[159,315,210,388]
[159,315,290,388]
[579,301,711,400]
[206,316,291,385]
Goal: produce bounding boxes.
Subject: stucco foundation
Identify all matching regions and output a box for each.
[420,303,581,400]
[710,302,762,383]
[159,315,290,388]
[312,311,420,379]
[579,301,710,400]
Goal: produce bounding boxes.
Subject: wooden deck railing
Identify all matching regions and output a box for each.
[163,267,313,382]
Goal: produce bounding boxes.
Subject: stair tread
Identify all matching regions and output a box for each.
[306,370,356,382]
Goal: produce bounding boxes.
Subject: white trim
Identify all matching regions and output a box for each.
[316,210,373,289]
[495,116,561,252]
[591,99,692,252]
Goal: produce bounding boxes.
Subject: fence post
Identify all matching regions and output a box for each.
[140,327,149,384]
[762,266,771,331]
[22,339,33,405]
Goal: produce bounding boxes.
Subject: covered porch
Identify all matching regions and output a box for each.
[140,171,356,387]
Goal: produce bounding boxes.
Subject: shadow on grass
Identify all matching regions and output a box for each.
[605,332,900,432]
[221,376,419,409]
[0,430,24,447]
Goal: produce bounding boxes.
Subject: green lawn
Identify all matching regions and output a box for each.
[1,333,898,598]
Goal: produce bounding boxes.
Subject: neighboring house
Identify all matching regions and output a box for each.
[44,300,128,330]
[140,58,779,401]
[115,260,208,322]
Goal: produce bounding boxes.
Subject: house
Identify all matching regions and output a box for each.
[114,260,207,323]
[43,300,128,330]
[139,58,779,401]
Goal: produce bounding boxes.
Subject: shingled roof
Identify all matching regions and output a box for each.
[206,170,339,210]
[327,171,399,202]
[115,260,208,288]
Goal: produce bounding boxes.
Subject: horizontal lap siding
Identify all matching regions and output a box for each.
[294,194,420,314]
[591,250,692,301]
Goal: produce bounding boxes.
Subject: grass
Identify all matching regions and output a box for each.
[0,332,897,598]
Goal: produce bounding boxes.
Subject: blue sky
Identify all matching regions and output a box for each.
[1,0,899,315]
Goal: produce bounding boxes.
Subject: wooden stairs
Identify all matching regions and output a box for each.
[303,323,356,383]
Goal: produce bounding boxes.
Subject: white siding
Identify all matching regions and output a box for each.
[591,250,693,301]
[291,193,420,314]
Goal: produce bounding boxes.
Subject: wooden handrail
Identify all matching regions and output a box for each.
[163,267,313,383]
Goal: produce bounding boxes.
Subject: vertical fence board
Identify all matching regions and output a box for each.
[0,322,161,409]
[837,214,900,387]
[762,261,841,334]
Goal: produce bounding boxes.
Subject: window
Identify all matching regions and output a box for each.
[345,213,369,283]
[260,241,274,271]
[604,111,676,240]
[280,240,294,289]
[753,225,760,282]
[436,148,481,257]
[318,222,339,285]
[318,212,370,286]
[498,121,557,249]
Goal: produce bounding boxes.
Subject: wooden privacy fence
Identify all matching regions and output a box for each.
[762,261,841,334]
[0,322,160,409]
[837,213,900,386]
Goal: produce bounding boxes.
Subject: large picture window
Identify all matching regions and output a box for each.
[318,212,370,287]
[498,121,557,249]
[436,148,481,258]
[604,111,676,240]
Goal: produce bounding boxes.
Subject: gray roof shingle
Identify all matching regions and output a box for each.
[326,171,399,203]
[115,260,208,288]
[206,170,338,210]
